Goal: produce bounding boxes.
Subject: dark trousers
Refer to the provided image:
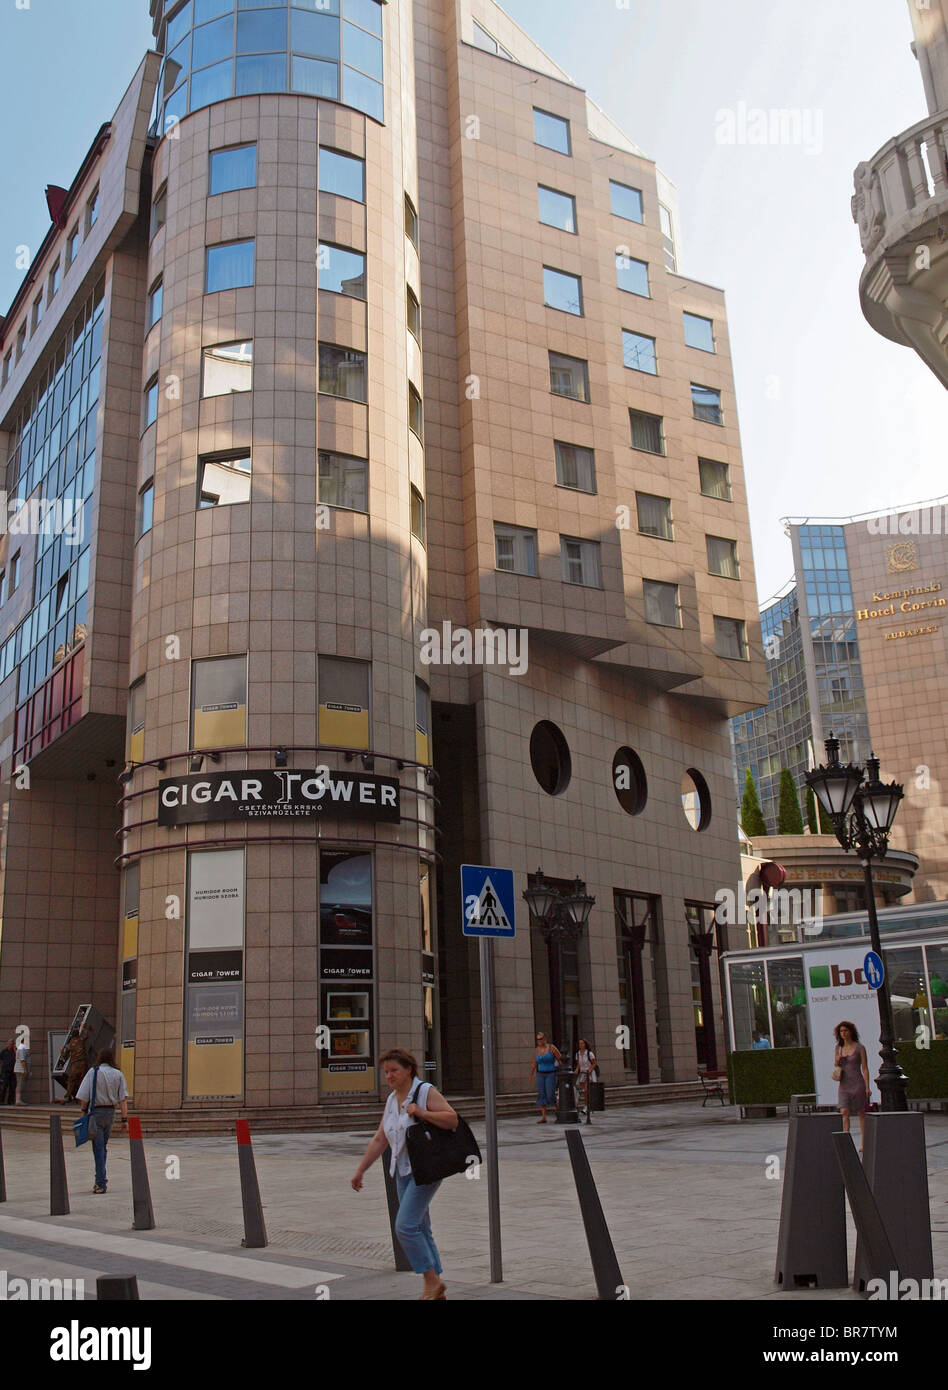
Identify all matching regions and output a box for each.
[0,1072,16,1105]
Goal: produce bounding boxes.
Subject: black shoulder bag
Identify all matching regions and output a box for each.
[404,1081,482,1186]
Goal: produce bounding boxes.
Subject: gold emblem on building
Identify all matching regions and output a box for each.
[886,541,917,574]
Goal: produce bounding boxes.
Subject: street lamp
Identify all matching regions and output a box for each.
[522,869,596,1123]
[805,734,907,1111]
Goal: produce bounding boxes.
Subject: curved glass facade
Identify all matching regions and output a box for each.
[154,0,383,134]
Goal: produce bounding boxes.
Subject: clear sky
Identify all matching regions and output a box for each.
[1,0,944,602]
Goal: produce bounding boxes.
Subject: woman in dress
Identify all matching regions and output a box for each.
[529,1031,561,1123]
[834,1020,871,1153]
[351,1047,457,1300]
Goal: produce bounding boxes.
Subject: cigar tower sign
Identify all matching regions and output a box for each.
[158,769,401,827]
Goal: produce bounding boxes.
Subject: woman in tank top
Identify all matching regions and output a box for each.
[529,1032,562,1123]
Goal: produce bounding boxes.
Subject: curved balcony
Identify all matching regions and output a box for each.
[852,110,948,386]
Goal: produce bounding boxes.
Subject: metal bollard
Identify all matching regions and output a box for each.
[235,1119,267,1248]
[97,1275,139,1300]
[50,1114,70,1216]
[564,1129,624,1300]
[127,1118,156,1231]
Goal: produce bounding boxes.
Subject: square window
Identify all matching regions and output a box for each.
[202,341,253,396]
[147,279,164,331]
[609,180,644,223]
[549,350,589,401]
[538,186,576,233]
[236,52,287,94]
[561,536,601,587]
[684,312,715,352]
[554,441,595,493]
[622,330,657,374]
[236,7,286,53]
[150,185,167,239]
[343,19,382,79]
[692,383,722,424]
[319,148,364,201]
[404,194,419,246]
[318,655,369,747]
[643,579,680,627]
[292,9,340,58]
[205,240,255,292]
[318,450,367,511]
[410,485,425,542]
[210,145,257,194]
[636,493,673,541]
[293,55,338,97]
[494,523,538,575]
[407,287,421,340]
[191,654,247,747]
[543,266,583,315]
[192,13,232,68]
[408,384,423,439]
[318,343,367,401]
[342,66,383,121]
[714,615,747,660]
[143,376,159,430]
[191,57,234,108]
[318,243,366,297]
[137,482,154,538]
[616,253,649,297]
[699,458,730,501]
[198,454,252,508]
[533,108,571,155]
[707,535,740,579]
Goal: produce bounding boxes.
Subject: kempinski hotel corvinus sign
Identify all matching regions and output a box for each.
[158,770,401,827]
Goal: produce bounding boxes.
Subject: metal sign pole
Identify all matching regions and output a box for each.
[479,935,502,1282]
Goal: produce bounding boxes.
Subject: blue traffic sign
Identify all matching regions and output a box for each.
[461,865,516,938]
[864,951,885,991]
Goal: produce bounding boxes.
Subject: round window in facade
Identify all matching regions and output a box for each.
[530,720,571,796]
[612,747,647,815]
[681,768,711,831]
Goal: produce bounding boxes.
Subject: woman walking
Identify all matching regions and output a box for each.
[834,1020,871,1154]
[529,1031,561,1123]
[574,1037,597,1111]
[351,1047,458,1299]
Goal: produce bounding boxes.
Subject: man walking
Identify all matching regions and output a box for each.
[75,1048,129,1194]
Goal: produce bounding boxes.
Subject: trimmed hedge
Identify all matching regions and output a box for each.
[727,1039,948,1105]
[895,1039,948,1098]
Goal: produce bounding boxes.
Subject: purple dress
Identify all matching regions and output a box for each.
[837,1046,868,1112]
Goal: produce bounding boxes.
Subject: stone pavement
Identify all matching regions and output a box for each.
[0,1101,944,1300]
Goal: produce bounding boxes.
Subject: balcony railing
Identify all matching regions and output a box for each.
[853,110,948,255]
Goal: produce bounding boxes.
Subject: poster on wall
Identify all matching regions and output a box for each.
[188,849,245,949]
[185,985,243,1100]
[803,946,882,1107]
[320,852,375,1094]
[186,850,245,1099]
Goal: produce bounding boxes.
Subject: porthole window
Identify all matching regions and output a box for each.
[530,720,571,796]
[612,747,647,816]
[681,768,711,831]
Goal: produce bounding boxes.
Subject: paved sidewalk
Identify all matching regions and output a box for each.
[0,1102,944,1300]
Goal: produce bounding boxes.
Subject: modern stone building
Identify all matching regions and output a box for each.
[0,0,767,1114]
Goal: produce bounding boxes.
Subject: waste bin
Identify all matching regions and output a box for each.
[588,1081,605,1111]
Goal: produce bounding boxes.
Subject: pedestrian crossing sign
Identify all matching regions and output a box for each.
[461,865,516,938]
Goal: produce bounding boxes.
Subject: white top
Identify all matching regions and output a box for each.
[76,1064,129,1108]
[383,1081,431,1177]
[575,1049,597,1074]
[13,1046,29,1074]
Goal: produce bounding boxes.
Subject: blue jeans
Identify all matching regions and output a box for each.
[91,1107,115,1189]
[537,1071,557,1107]
[395,1172,443,1275]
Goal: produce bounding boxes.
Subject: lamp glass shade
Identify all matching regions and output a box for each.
[523,878,560,923]
[808,764,862,818]
[860,781,903,832]
[561,889,595,929]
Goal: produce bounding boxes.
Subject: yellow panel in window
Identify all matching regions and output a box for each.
[416,730,430,764]
[120,1045,135,1095]
[192,704,246,748]
[186,1040,243,1097]
[128,728,144,762]
[321,1065,376,1094]
[319,704,369,749]
[123,913,139,961]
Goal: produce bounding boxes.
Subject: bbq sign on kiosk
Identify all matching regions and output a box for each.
[158,769,401,826]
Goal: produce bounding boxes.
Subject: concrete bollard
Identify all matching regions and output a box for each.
[97,1275,139,1300]
[50,1114,70,1216]
[127,1118,156,1231]
[235,1119,267,1248]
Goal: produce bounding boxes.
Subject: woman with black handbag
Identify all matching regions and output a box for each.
[351,1048,459,1300]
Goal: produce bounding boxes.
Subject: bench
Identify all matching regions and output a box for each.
[699,1071,728,1106]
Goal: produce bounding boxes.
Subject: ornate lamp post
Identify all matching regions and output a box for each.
[805,734,908,1111]
[522,869,596,1123]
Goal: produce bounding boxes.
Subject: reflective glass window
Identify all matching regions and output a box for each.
[239,0,282,5]
[533,108,571,154]
[407,287,421,339]
[343,0,381,35]
[318,343,367,400]
[202,341,253,396]
[548,350,588,401]
[291,9,339,58]
[166,0,193,51]
[205,240,255,292]
[643,579,680,627]
[616,254,649,297]
[543,267,583,315]
[166,34,191,76]
[319,148,364,201]
[143,378,159,430]
[318,244,366,297]
[292,0,340,11]
[236,8,286,51]
[343,21,382,78]
[343,67,383,120]
[163,84,189,130]
[408,385,423,439]
[194,0,232,20]
[192,14,233,68]
[692,383,722,424]
[684,312,715,352]
[199,455,252,507]
[538,186,576,232]
[292,56,338,97]
[210,144,257,193]
[191,57,233,108]
[318,450,368,511]
[609,180,643,222]
[138,483,154,538]
[147,281,163,331]
[237,53,287,93]
[622,330,657,373]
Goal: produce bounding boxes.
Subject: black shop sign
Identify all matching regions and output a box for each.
[158,769,400,827]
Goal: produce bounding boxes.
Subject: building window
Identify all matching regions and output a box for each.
[629,409,664,454]
[318,450,368,512]
[66,224,80,266]
[494,523,538,575]
[143,376,159,430]
[209,144,257,195]
[48,260,61,300]
[530,720,572,795]
[659,203,677,271]
[137,482,154,538]
[202,341,253,397]
[622,330,657,374]
[318,243,366,298]
[318,344,367,401]
[616,253,649,297]
[692,383,722,424]
[549,350,589,401]
[699,458,730,501]
[684,312,715,352]
[150,184,168,239]
[15,325,26,361]
[410,485,425,542]
[636,493,673,541]
[610,180,644,223]
[85,187,99,235]
[31,294,43,333]
[707,535,740,579]
[714,616,747,660]
[318,655,370,748]
[1,352,9,387]
[205,240,255,293]
[561,536,601,587]
[554,441,595,493]
[0,570,6,605]
[10,552,20,593]
[538,185,576,233]
[404,193,419,247]
[533,108,571,155]
[407,287,421,340]
[147,279,163,332]
[543,266,583,316]
[472,19,511,57]
[408,384,423,439]
[191,654,247,748]
[643,579,680,627]
[319,148,365,202]
[198,454,252,508]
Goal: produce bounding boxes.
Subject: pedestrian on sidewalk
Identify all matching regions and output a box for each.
[573,1037,597,1110]
[0,1040,15,1105]
[12,1036,30,1105]
[529,1031,561,1123]
[350,1047,458,1300]
[75,1048,129,1194]
[63,1027,90,1102]
[833,1020,870,1155]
